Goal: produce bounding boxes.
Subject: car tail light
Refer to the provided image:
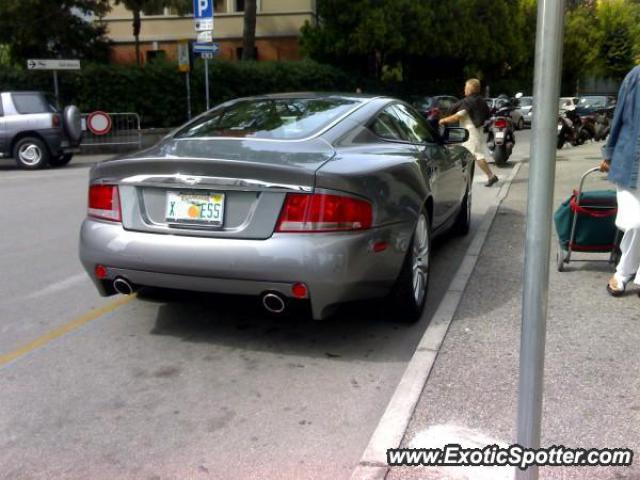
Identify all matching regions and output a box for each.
[494,118,508,129]
[88,185,121,222]
[52,114,61,128]
[95,264,107,279]
[291,283,308,299]
[275,193,372,232]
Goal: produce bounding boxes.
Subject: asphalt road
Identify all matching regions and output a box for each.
[0,131,531,480]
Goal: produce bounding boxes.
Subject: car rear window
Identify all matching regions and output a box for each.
[578,96,606,108]
[174,97,361,140]
[11,93,56,114]
[411,97,435,110]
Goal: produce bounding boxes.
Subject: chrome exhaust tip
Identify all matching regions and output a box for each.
[113,277,136,295]
[262,292,286,314]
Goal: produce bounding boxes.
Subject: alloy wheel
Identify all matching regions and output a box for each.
[412,214,430,305]
[18,143,43,166]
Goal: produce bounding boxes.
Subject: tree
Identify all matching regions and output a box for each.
[0,0,111,65]
[300,0,434,81]
[241,0,258,60]
[115,0,190,65]
[563,2,600,94]
[300,0,529,93]
[595,0,639,80]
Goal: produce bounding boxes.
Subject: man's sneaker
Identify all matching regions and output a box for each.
[485,175,499,187]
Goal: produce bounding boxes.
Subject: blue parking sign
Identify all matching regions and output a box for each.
[193,0,214,31]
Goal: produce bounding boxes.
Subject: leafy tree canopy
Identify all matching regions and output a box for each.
[301,0,529,93]
[0,0,111,65]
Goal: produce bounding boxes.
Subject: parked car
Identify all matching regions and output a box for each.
[79,93,475,322]
[486,97,525,130]
[0,91,82,169]
[410,95,459,126]
[516,96,533,127]
[574,95,617,117]
[559,97,579,112]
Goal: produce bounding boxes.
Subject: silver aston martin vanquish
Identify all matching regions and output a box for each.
[79,93,474,321]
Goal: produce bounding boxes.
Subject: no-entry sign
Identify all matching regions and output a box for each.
[87,111,112,135]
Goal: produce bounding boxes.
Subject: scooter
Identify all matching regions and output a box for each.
[593,112,610,141]
[486,107,515,167]
[557,110,592,149]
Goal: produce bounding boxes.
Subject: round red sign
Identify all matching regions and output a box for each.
[87,111,112,136]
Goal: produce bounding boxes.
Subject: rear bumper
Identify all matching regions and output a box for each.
[79,219,410,320]
[41,129,80,156]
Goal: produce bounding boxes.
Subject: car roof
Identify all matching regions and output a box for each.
[242,92,380,101]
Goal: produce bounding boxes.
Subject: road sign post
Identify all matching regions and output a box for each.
[193,44,219,111]
[27,59,80,108]
[177,42,192,120]
[516,1,566,479]
[186,72,192,120]
[204,57,210,110]
[193,0,214,31]
[53,71,60,108]
[193,0,215,112]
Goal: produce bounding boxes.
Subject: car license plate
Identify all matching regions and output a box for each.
[165,191,225,226]
[495,131,505,140]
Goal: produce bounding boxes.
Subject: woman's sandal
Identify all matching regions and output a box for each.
[606,276,626,297]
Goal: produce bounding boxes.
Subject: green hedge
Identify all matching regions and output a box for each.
[0,59,354,128]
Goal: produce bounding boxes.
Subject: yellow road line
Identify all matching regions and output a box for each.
[0,294,136,368]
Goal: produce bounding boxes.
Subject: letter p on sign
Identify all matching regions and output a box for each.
[198,0,208,16]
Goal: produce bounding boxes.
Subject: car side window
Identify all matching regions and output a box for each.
[389,104,435,144]
[370,110,405,141]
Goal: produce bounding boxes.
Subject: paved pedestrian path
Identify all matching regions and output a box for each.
[387,142,640,480]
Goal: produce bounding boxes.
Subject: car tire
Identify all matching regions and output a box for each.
[517,118,524,130]
[13,136,50,169]
[390,211,431,323]
[453,187,471,236]
[49,153,73,167]
[579,128,591,144]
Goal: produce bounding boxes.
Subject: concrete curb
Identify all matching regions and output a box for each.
[350,161,524,480]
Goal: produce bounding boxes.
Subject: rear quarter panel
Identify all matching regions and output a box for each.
[315,143,428,229]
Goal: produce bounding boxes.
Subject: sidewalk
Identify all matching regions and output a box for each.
[387,142,640,480]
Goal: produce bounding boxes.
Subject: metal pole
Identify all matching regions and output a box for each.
[186,71,192,121]
[516,1,566,479]
[52,70,60,109]
[205,57,210,110]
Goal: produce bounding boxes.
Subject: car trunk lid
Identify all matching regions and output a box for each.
[90,138,334,240]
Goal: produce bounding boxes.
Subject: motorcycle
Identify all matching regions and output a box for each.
[557,109,592,149]
[486,107,516,167]
[593,112,610,141]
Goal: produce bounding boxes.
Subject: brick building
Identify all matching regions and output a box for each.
[103,0,316,64]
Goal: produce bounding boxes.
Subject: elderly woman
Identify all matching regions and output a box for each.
[600,65,640,297]
[439,78,499,187]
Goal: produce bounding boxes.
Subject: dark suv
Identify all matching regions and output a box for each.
[0,91,82,169]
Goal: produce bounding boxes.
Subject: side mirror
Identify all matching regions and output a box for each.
[444,127,469,144]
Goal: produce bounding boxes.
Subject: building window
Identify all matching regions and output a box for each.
[142,5,166,16]
[236,46,258,60]
[147,50,166,62]
[215,0,226,13]
[235,0,245,12]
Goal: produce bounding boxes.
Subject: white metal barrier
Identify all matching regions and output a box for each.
[80,112,142,150]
